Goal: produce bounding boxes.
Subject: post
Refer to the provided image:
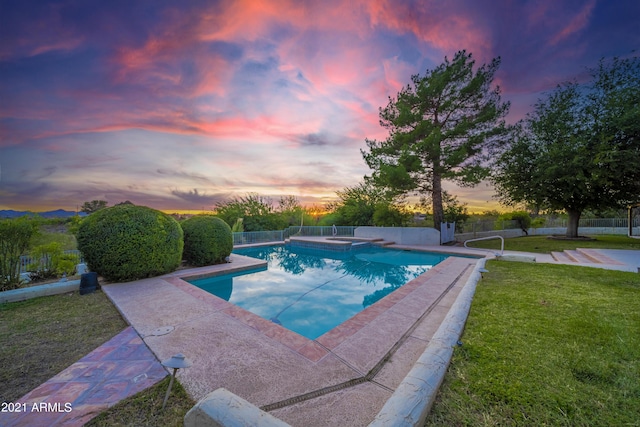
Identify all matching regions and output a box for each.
[162,368,178,410]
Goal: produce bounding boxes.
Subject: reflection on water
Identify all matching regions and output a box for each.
[188,245,448,340]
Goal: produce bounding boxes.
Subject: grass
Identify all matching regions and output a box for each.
[425,261,640,426]
[86,376,195,427]
[0,291,126,402]
[30,225,78,251]
[464,234,640,253]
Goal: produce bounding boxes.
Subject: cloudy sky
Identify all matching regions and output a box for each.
[1,0,638,213]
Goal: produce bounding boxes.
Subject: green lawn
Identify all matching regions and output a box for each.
[464,234,640,253]
[425,261,640,426]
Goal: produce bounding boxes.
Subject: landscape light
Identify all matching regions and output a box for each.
[161,353,192,410]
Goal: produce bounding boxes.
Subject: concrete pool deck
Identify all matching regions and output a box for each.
[101,247,481,426]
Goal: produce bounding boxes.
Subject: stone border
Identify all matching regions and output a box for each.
[0,279,81,304]
[185,388,292,427]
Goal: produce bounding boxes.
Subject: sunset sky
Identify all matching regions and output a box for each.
[1,0,638,213]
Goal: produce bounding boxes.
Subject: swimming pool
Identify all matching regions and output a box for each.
[187,245,452,340]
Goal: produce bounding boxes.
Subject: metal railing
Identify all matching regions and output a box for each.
[286,226,355,238]
[233,230,284,245]
[463,235,504,256]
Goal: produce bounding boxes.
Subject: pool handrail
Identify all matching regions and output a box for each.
[463,235,504,257]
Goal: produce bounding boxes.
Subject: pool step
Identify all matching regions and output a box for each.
[575,248,625,265]
[551,249,616,264]
[372,240,396,247]
[551,251,574,263]
[564,250,594,263]
[552,250,593,263]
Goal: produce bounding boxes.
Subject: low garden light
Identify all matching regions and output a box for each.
[161,353,192,410]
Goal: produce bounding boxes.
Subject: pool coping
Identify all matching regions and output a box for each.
[101,246,481,426]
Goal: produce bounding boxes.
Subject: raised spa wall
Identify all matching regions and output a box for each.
[354,226,441,246]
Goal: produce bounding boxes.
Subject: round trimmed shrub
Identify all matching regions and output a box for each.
[77,204,183,282]
[181,215,233,266]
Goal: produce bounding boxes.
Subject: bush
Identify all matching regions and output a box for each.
[497,211,532,235]
[0,218,37,291]
[27,242,80,281]
[181,215,233,266]
[76,204,183,282]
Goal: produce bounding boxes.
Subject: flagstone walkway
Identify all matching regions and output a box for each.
[1,327,167,427]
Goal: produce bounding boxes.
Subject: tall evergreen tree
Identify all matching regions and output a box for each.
[362,50,510,230]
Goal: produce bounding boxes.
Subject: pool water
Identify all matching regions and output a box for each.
[188,245,451,340]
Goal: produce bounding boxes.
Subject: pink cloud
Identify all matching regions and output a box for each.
[365,0,493,60]
[548,0,596,46]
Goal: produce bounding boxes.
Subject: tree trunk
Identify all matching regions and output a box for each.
[566,208,581,238]
[432,173,444,232]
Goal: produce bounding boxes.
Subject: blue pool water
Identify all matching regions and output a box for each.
[188,245,451,340]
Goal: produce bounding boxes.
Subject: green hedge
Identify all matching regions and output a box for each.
[181,215,232,266]
[77,204,183,282]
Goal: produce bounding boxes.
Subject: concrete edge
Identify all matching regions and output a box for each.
[0,280,81,304]
[184,388,292,427]
[367,257,487,427]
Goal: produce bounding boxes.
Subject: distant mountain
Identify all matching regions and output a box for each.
[0,209,87,218]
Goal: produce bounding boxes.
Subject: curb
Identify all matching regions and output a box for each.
[0,280,81,304]
[368,257,487,426]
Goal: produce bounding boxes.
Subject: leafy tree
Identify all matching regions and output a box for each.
[362,50,510,230]
[328,180,401,226]
[496,211,532,235]
[215,193,280,231]
[277,195,310,227]
[372,203,412,227]
[493,56,640,238]
[80,200,108,214]
[417,191,470,231]
[442,192,470,230]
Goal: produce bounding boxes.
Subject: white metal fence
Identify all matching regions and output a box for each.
[233,230,285,245]
[19,250,84,274]
[455,217,639,240]
[286,225,356,238]
[542,217,638,228]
